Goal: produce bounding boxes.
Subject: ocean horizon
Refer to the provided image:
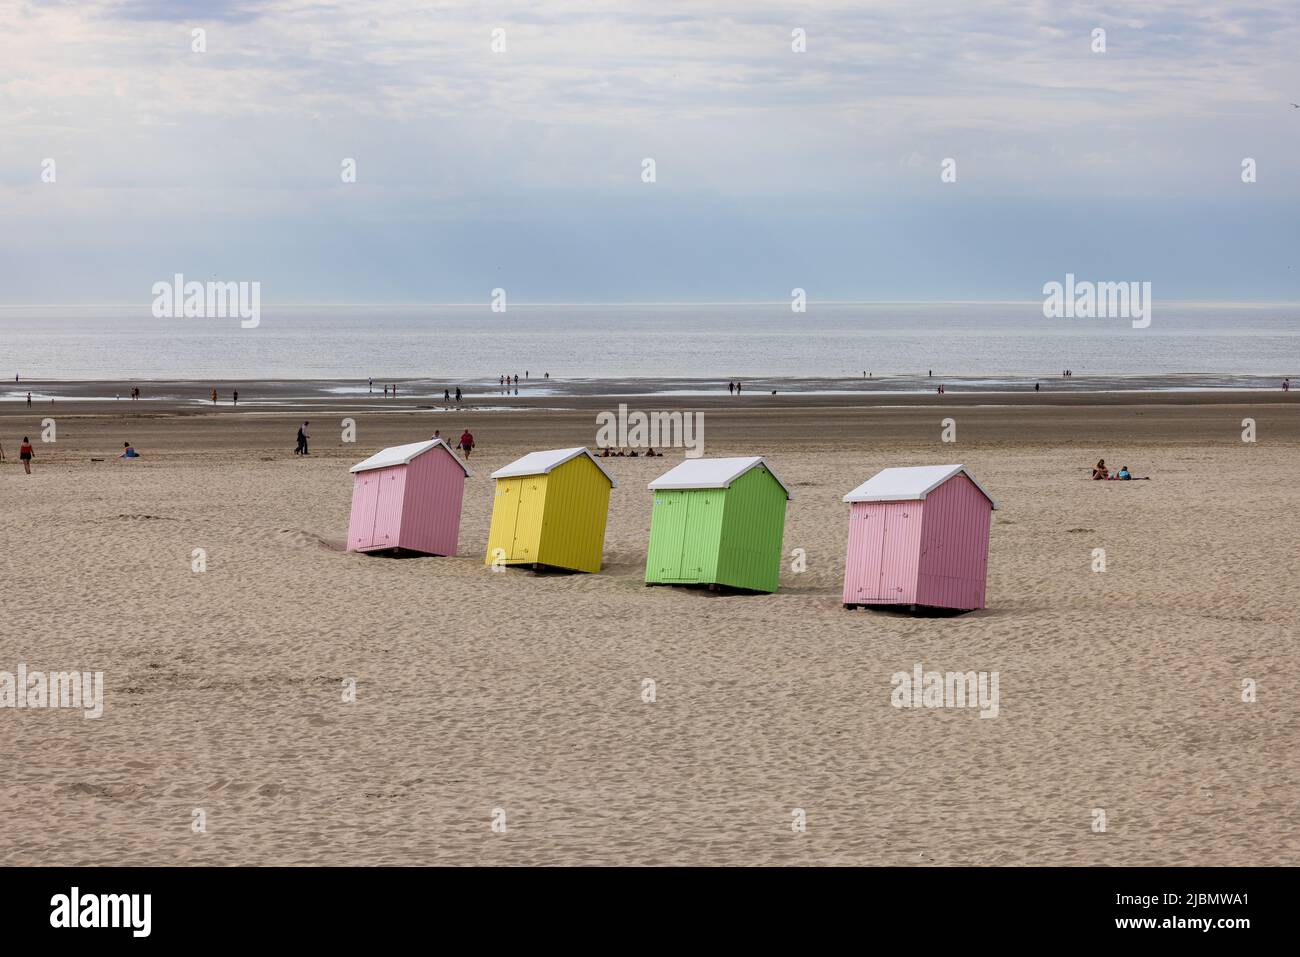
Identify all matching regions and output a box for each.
[2,301,1297,382]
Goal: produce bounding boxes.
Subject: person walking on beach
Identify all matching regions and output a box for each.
[458,428,474,459]
[296,421,310,456]
[736,381,742,395]
[19,436,33,474]
[211,388,218,405]
[369,377,373,394]
[26,392,32,408]
[455,387,462,403]
[444,388,450,402]
[728,381,734,395]
[384,384,388,397]
[1035,382,1040,393]
[232,389,239,406]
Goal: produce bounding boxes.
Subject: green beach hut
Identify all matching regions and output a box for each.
[645,456,792,593]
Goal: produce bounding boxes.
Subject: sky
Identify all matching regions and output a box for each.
[1,0,1297,304]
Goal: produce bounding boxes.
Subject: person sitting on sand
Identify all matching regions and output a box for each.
[120,442,140,459]
[1092,459,1108,480]
[1117,465,1131,480]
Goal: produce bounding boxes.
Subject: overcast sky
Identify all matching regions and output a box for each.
[1,0,1297,304]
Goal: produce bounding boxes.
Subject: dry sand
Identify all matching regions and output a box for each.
[1,392,1297,865]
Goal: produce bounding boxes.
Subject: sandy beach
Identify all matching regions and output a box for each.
[1,388,1297,866]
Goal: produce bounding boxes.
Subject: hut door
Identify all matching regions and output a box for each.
[677,492,715,579]
[354,474,379,548]
[850,506,886,600]
[494,478,523,558]
[512,480,545,559]
[370,469,403,548]
[877,503,913,598]
[653,491,691,579]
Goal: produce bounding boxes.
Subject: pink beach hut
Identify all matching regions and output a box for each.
[841,464,996,612]
[347,438,472,556]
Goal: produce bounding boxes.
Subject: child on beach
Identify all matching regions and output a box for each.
[19,436,33,473]
[120,442,140,459]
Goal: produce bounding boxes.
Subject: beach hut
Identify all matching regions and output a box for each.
[645,456,791,593]
[841,464,996,611]
[347,438,472,556]
[485,447,617,573]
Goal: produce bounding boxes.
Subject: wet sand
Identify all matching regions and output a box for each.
[1,390,1297,865]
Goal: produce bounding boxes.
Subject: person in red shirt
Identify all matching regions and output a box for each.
[19,436,34,474]
[458,429,474,458]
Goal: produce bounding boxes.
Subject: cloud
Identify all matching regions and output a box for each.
[0,0,1297,301]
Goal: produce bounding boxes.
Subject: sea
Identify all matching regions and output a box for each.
[0,302,1296,386]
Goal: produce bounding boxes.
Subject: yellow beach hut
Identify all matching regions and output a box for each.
[485,447,617,573]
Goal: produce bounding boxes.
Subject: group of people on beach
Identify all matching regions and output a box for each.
[209,388,238,405]
[432,428,475,458]
[599,446,663,457]
[1092,458,1145,481]
[727,381,744,394]
[2,437,138,473]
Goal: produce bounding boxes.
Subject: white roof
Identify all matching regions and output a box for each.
[842,464,996,509]
[490,447,617,487]
[647,456,791,499]
[350,438,473,476]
